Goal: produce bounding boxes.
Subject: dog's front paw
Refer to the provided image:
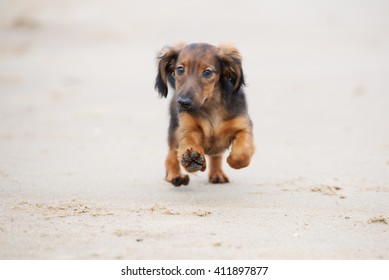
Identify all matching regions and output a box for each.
[227,152,251,169]
[169,174,190,187]
[181,148,206,172]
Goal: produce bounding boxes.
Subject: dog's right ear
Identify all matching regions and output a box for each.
[154,45,182,98]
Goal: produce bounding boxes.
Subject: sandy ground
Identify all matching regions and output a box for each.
[0,0,389,259]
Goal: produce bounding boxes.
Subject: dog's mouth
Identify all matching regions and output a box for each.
[178,104,194,112]
[178,103,192,110]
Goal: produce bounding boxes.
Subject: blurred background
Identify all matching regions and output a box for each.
[1,0,389,260]
[1,0,388,188]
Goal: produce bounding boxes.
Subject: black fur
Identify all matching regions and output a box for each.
[167,75,176,89]
[154,48,178,98]
[168,98,179,148]
[218,57,246,94]
[155,71,168,97]
[220,77,248,117]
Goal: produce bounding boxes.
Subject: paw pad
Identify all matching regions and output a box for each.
[181,148,206,172]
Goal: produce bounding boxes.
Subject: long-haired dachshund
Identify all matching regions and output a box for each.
[155,43,255,186]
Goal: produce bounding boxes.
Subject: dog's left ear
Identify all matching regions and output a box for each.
[155,44,184,98]
[217,44,246,93]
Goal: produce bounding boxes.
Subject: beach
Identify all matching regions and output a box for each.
[0,0,388,259]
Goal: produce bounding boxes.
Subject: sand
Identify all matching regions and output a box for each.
[0,0,388,259]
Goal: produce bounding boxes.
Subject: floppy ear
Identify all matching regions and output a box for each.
[154,45,182,98]
[217,44,246,93]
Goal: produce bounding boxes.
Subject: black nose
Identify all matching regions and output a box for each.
[177,96,192,109]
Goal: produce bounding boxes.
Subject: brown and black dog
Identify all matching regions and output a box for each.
[155,43,255,186]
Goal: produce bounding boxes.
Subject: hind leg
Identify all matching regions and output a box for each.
[208,154,229,184]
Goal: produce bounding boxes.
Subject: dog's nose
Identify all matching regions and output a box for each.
[177,96,193,109]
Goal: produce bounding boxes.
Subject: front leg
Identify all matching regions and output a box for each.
[165,147,189,187]
[227,128,255,169]
[178,113,206,173]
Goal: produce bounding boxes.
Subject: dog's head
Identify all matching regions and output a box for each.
[155,43,245,111]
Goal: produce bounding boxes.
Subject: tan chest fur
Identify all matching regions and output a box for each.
[177,111,250,156]
[198,112,235,155]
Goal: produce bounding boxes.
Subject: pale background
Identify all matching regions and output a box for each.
[0,0,388,259]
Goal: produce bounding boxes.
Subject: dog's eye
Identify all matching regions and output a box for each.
[176,66,185,75]
[202,69,213,78]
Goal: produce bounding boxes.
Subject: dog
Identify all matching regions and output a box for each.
[155,43,255,186]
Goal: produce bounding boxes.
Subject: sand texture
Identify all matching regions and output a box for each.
[1,0,389,259]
